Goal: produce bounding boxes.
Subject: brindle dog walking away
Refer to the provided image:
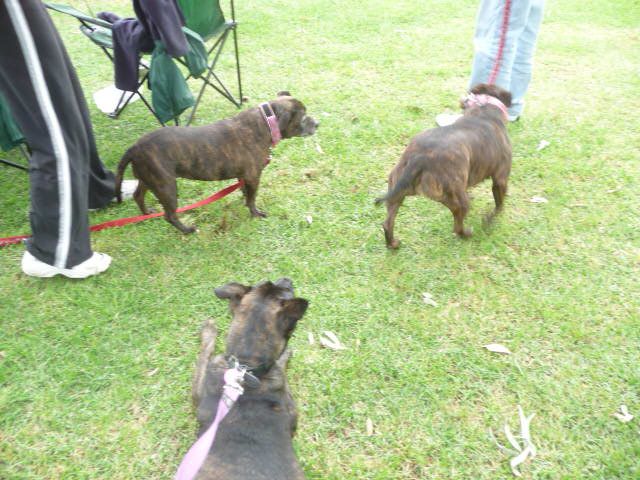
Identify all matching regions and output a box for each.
[376,83,513,248]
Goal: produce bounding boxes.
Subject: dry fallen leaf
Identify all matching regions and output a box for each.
[305,215,313,225]
[315,143,324,154]
[529,196,548,204]
[422,292,438,307]
[366,418,374,436]
[613,405,634,423]
[484,343,512,355]
[319,331,346,350]
[308,332,315,345]
[536,140,550,151]
[492,405,536,477]
[146,368,159,377]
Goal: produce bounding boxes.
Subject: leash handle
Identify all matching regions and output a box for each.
[174,367,246,480]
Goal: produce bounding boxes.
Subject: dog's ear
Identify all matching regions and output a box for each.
[277,91,291,97]
[279,298,308,337]
[214,282,251,302]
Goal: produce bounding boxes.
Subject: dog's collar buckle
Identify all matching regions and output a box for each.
[259,102,282,147]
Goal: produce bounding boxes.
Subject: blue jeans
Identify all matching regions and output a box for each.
[469,0,544,119]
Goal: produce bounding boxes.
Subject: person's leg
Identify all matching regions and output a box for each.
[0,0,109,274]
[469,0,533,97]
[508,0,544,119]
[61,48,117,209]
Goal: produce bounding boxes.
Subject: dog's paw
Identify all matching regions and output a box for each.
[387,239,401,249]
[251,209,268,218]
[457,227,473,238]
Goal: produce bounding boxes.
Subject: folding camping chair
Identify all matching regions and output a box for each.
[46,0,243,126]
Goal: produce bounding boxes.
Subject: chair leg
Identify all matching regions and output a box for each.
[0,144,29,171]
[232,25,243,103]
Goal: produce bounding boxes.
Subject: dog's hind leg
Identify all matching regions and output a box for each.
[241,177,267,218]
[485,176,508,225]
[444,191,472,238]
[382,196,404,249]
[192,318,217,408]
[133,181,155,215]
[154,181,197,234]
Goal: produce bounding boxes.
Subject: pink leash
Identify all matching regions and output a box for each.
[174,364,247,480]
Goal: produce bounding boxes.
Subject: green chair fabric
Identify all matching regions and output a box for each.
[183,27,208,77]
[149,42,195,123]
[0,93,24,152]
[177,0,227,41]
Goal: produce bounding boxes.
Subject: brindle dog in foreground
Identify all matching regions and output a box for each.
[376,83,513,248]
[115,93,318,233]
[190,278,309,480]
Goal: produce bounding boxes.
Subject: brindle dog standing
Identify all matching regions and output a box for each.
[375,83,513,248]
[190,278,309,480]
[115,93,318,233]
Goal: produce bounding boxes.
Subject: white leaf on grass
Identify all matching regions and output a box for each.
[504,424,522,452]
[308,332,315,345]
[484,343,512,355]
[366,418,374,436]
[613,405,634,423]
[494,406,537,477]
[146,368,159,377]
[319,331,346,350]
[530,196,548,204]
[536,140,550,151]
[518,405,537,458]
[305,215,313,225]
[510,445,533,477]
[422,292,438,307]
[315,143,324,154]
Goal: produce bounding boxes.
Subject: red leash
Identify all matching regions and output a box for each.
[487,0,512,85]
[0,180,244,247]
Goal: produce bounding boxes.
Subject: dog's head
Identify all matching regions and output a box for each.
[462,83,512,109]
[215,278,308,374]
[269,91,319,139]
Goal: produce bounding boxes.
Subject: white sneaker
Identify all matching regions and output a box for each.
[435,113,462,127]
[119,179,138,201]
[21,250,112,279]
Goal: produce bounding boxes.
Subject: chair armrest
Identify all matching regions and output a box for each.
[45,3,114,29]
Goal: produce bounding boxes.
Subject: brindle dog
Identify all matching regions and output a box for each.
[115,93,318,233]
[190,278,309,480]
[375,83,513,248]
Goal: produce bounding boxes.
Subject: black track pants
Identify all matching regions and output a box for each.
[0,0,115,268]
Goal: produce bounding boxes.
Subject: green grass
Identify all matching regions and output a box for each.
[1,0,639,478]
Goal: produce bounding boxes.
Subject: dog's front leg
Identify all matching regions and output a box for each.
[242,176,267,218]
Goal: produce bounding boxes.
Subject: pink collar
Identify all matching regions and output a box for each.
[259,102,282,146]
[463,93,509,121]
[174,364,247,480]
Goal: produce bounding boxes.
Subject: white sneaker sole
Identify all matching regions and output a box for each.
[21,251,112,279]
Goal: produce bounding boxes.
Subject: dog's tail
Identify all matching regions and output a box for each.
[374,164,420,206]
[115,147,135,203]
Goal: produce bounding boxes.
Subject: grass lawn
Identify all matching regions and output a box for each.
[1,0,639,478]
